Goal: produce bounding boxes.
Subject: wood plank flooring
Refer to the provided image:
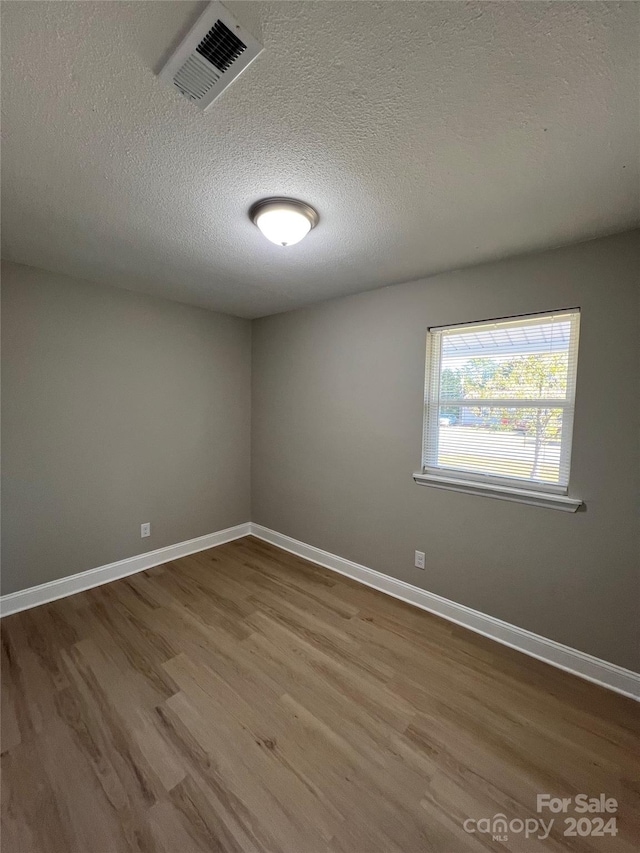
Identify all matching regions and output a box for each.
[2,536,639,852]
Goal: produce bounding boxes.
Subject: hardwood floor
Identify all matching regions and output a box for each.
[2,536,639,852]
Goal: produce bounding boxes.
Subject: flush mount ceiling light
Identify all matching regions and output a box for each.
[249,198,319,247]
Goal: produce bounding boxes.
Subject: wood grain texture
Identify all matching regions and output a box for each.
[2,536,639,852]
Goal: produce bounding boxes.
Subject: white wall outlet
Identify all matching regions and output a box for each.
[141,522,151,538]
[414,550,425,569]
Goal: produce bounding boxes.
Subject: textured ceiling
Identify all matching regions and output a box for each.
[2,1,638,318]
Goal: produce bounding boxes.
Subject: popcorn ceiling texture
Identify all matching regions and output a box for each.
[1,1,638,318]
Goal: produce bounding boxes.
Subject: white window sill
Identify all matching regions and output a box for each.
[412,472,583,512]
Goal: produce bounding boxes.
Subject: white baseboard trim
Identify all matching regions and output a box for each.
[0,523,252,618]
[250,524,640,702]
[3,520,637,701]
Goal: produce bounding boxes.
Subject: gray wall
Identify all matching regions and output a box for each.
[3,235,638,669]
[2,261,251,594]
[252,231,640,670]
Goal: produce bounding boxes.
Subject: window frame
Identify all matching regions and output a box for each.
[414,309,582,511]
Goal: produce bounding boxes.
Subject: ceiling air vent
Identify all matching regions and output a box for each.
[159,2,263,110]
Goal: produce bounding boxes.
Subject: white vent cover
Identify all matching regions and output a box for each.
[159,2,263,110]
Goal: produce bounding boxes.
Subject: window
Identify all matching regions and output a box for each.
[414,310,582,511]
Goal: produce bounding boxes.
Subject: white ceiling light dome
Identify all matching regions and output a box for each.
[250,198,319,247]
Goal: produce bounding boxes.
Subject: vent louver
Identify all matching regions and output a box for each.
[158,2,262,110]
[173,54,220,101]
[196,20,246,72]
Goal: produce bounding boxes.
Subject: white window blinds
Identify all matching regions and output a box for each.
[423,310,581,492]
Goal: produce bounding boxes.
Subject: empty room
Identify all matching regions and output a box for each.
[1,1,639,851]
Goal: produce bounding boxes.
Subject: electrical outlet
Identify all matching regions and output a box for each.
[141,522,151,538]
[414,550,425,569]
